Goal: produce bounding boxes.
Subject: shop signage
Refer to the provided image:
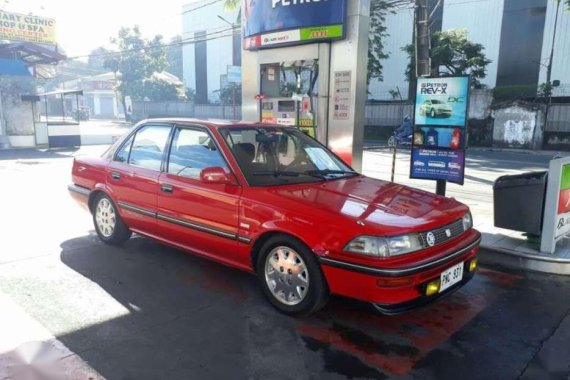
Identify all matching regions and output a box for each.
[242,0,346,50]
[410,75,470,185]
[0,10,56,45]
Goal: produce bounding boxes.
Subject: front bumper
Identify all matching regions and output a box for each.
[319,233,481,313]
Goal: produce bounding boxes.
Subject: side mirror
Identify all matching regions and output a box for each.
[200,167,238,186]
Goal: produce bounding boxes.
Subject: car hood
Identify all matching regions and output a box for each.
[270,175,469,236]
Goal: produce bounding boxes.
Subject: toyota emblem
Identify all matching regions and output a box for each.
[426,232,436,247]
[445,229,452,238]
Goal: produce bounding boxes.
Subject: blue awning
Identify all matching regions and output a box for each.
[0,59,31,76]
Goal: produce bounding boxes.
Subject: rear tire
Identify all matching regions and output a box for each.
[256,235,329,316]
[93,193,131,245]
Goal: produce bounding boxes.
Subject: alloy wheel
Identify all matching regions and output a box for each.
[264,246,309,306]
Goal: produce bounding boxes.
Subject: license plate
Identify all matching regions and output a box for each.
[439,262,464,293]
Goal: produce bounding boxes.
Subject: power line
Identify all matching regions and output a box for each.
[64,26,236,61]
[182,0,224,15]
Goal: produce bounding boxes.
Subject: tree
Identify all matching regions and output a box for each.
[403,29,491,87]
[87,47,113,70]
[166,36,183,81]
[107,26,169,104]
[367,0,392,85]
[143,77,186,101]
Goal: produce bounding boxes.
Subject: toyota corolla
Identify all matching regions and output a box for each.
[69,119,480,316]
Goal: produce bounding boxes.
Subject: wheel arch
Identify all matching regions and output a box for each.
[250,230,318,271]
[87,184,115,214]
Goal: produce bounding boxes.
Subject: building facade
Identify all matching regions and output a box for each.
[182,0,241,104]
[368,0,570,101]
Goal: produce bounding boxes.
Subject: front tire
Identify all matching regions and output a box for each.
[430,108,436,118]
[256,235,329,316]
[93,193,132,245]
[387,136,396,148]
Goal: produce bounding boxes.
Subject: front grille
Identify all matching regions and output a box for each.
[419,219,465,248]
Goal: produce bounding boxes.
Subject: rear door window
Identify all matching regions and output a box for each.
[128,125,172,171]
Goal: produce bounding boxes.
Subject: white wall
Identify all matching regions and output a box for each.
[442,0,504,88]
[367,6,414,100]
[539,0,570,97]
[182,0,239,102]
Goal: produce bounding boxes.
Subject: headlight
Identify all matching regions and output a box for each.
[462,212,473,231]
[344,236,389,258]
[344,233,423,258]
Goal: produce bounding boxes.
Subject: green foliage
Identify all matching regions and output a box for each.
[216,84,242,105]
[185,87,196,102]
[87,47,113,70]
[143,77,186,102]
[367,0,392,85]
[107,25,169,102]
[537,82,553,99]
[403,29,491,87]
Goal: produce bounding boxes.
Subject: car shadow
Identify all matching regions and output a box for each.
[0,233,525,379]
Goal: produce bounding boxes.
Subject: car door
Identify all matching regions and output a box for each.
[107,123,172,235]
[156,126,243,265]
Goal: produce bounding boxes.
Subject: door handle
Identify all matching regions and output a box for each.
[161,184,174,193]
[111,172,121,180]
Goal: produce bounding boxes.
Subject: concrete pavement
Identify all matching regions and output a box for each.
[1,145,570,379]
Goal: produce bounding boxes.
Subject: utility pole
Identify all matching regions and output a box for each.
[415,0,430,78]
[415,0,448,196]
[546,0,561,108]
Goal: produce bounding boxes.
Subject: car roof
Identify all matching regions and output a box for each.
[139,118,295,130]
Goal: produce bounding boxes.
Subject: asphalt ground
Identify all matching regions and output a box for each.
[1,147,570,380]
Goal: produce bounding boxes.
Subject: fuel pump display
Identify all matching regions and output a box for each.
[260,60,319,138]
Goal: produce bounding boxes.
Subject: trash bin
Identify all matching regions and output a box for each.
[493,171,548,235]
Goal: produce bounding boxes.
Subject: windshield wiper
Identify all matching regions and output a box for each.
[304,169,358,178]
[252,170,324,179]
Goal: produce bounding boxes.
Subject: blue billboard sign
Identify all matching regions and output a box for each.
[410,75,470,185]
[242,0,347,50]
[410,148,466,185]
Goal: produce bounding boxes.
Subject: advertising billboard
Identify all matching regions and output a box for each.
[541,158,570,253]
[0,10,56,45]
[242,0,347,50]
[410,76,470,185]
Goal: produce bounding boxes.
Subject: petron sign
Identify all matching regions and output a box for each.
[410,75,470,185]
[0,10,56,45]
[242,0,347,50]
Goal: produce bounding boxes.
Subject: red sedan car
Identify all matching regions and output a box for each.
[69,119,480,316]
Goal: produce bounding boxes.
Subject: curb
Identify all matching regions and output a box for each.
[479,244,570,275]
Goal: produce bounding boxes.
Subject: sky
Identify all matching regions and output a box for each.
[2,0,194,58]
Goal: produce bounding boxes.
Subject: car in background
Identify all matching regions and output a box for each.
[419,99,453,118]
[69,119,480,316]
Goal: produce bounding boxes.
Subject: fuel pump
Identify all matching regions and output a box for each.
[259,60,318,138]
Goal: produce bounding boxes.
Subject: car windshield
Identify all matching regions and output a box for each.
[431,100,443,104]
[219,126,356,186]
